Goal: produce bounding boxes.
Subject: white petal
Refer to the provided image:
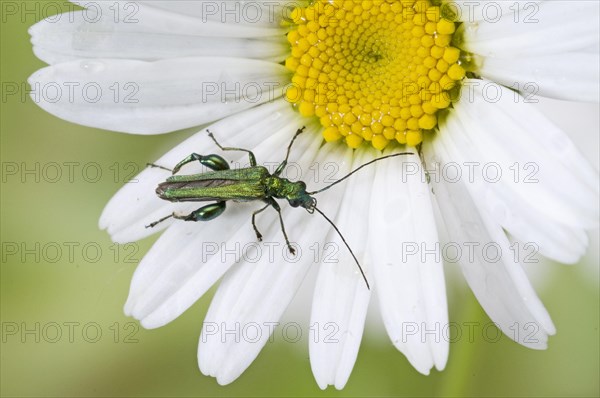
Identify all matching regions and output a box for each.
[455,79,599,231]
[126,206,251,324]
[369,147,448,375]
[30,9,288,64]
[424,134,556,349]
[477,53,599,103]
[309,146,373,390]
[438,101,590,263]
[459,0,599,57]
[136,0,296,28]
[28,57,290,134]
[100,100,300,243]
[198,132,326,385]
[68,1,287,37]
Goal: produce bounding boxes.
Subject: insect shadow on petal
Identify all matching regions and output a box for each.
[146,127,413,289]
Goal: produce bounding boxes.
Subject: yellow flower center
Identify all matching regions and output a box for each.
[285,0,465,149]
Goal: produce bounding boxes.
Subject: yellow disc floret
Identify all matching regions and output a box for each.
[285,0,465,149]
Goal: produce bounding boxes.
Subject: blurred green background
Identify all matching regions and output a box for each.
[1,2,599,396]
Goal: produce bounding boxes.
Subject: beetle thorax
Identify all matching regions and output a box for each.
[266,177,314,211]
[266,177,297,197]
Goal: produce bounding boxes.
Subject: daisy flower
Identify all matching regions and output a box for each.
[29,0,599,389]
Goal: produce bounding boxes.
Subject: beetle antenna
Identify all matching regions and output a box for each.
[313,206,370,290]
[307,152,413,195]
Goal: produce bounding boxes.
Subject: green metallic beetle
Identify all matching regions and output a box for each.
[147,127,412,288]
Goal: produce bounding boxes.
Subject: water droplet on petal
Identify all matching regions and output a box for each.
[80,60,106,73]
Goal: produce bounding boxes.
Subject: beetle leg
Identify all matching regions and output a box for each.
[251,202,270,241]
[146,163,173,172]
[174,202,227,222]
[274,126,306,176]
[268,198,296,255]
[207,129,257,167]
[172,153,229,174]
[145,214,173,228]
